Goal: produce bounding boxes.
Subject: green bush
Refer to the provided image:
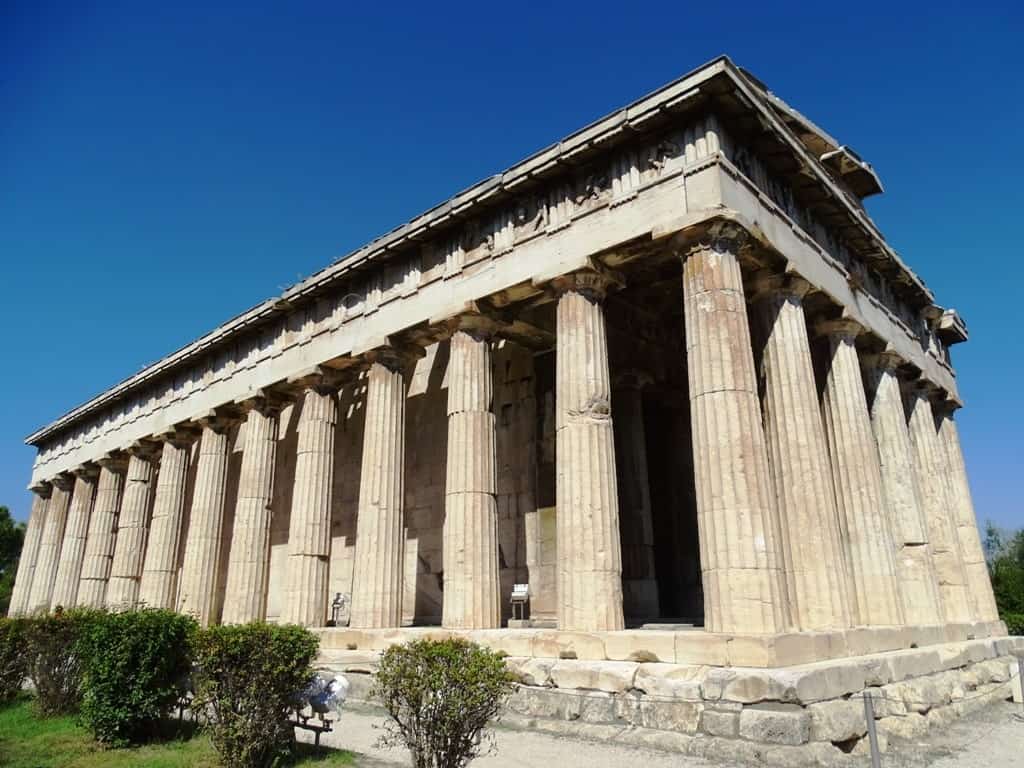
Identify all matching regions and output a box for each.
[191,622,319,768]
[1003,612,1024,636]
[0,617,29,702]
[373,638,515,768]
[23,608,100,716]
[76,608,196,745]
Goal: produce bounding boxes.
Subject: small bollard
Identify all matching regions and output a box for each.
[863,691,882,768]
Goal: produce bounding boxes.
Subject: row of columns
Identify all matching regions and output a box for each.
[9,226,999,635]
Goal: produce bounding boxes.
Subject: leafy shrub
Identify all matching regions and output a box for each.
[77,608,196,745]
[23,608,100,716]
[1004,612,1024,636]
[0,618,29,702]
[373,638,515,768]
[191,622,319,768]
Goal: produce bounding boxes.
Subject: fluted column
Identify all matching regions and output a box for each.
[51,468,98,609]
[443,323,501,629]
[9,484,51,615]
[283,381,339,627]
[222,400,281,624]
[77,458,126,607]
[817,320,903,627]
[554,271,625,632]
[27,476,72,612]
[178,419,233,626]
[350,353,408,629]
[612,376,659,621]
[681,227,787,634]
[106,447,158,608]
[752,276,851,631]
[862,352,944,625]
[139,434,194,610]
[935,405,999,622]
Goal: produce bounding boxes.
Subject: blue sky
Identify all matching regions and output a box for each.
[2,2,1021,531]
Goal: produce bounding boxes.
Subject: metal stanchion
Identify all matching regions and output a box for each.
[863,692,882,768]
[1017,656,1024,721]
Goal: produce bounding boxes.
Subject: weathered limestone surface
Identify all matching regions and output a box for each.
[222,405,279,624]
[283,386,338,627]
[77,461,126,607]
[442,328,501,629]
[555,273,625,632]
[106,451,156,608]
[817,320,903,627]
[935,408,999,622]
[51,471,98,609]
[27,480,72,612]
[681,229,786,635]
[350,359,406,629]
[9,486,51,615]
[863,353,943,625]
[179,424,231,626]
[138,438,192,610]
[906,388,972,624]
[753,277,850,631]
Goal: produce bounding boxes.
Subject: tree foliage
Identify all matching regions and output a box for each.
[0,507,26,616]
[986,523,1024,635]
[23,608,101,716]
[0,617,29,702]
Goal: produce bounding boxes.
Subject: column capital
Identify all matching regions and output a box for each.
[749,271,813,303]
[50,473,75,492]
[549,265,624,303]
[126,439,163,462]
[234,388,292,417]
[678,219,753,261]
[814,317,866,342]
[153,423,201,448]
[29,481,53,499]
[190,405,243,433]
[860,348,906,375]
[364,344,424,373]
[444,313,502,342]
[70,463,100,481]
[286,364,355,395]
[96,452,129,473]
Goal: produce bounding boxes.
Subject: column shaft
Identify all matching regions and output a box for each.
[222,407,278,624]
[350,361,406,628]
[106,453,156,608]
[77,463,125,607]
[863,356,944,625]
[936,408,998,622]
[9,488,50,615]
[753,282,851,630]
[442,329,501,629]
[139,439,192,610]
[51,472,98,609]
[283,387,337,627]
[818,323,904,626]
[682,234,786,634]
[555,275,624,632]
[178,425,231,625]
[27,482,72,612]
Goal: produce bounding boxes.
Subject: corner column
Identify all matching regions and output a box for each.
[442,322,501,629]
[554,271,625,632]
[751,275,851,631]
[9,483,52,615]
[51,467,99,609]
[862,352,944,625]
[222,397,282,624]
[106,445,158,608]
[77,456,127,607]
[680,226,787,634]
[350,351,410,629]
[27,476,73,612]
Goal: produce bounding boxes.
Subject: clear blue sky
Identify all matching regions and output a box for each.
[2,2,1021,531]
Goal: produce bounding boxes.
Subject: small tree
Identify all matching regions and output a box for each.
[373,638,515,768]
[23,608,99,715]
[191,622,319,768]
[0,617,29,702]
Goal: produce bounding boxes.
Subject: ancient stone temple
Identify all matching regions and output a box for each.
[10,57,1021,760]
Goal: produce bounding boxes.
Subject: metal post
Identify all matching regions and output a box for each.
[863,691,882,768]
[1017,656,1024,719]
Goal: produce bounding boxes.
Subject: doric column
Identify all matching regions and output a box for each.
[442,321,501,629]
[51,467,98,609]
[27,475,72,612]
[283,377,340,627]
[77,457,126,607]
[905,385,972,623]
[106,445,158,608]
[681,226,787,634]
[9,483,51,616]
[752,275,851,631]
[935,405,999,622]
[612,374,659,622]
[554,270,625,632]
[350,351,410,629]
[178,416,234,626]
[138,432,194,610]
[222,398,282,624]
[862,352,944,625]
[816,320,904,627]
